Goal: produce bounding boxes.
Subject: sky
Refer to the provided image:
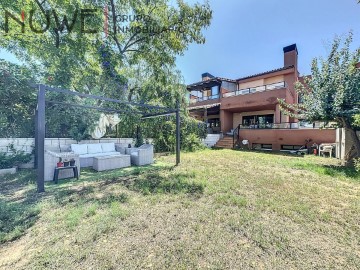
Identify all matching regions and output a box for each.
[176,0,360,84]
[1,0,360,85]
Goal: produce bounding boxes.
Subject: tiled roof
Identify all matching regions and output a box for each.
[236,65,294,81]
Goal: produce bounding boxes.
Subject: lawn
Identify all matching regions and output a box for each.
[0,149,359,269]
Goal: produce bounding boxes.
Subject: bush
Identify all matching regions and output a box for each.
[182,133,206,152]
[150,116,207,153]
[0,144,32,169]
[354,158,360,173]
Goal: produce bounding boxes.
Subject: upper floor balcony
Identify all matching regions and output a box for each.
[189,94,220,105]
[222,81,286,98]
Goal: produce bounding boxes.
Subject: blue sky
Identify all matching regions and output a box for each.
[2,0,360,85]
[176,0,360,84]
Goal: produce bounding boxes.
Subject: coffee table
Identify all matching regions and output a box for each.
[93,155,131,171]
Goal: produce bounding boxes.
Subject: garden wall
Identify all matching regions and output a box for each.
[0,138,137,169]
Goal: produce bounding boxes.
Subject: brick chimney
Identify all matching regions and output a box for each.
[283,44,298,68]
[202,72,214,81]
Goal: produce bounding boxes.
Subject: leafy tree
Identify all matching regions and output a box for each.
[0,0,212,144]
[279,33,360,164]
[0,0,211,98]
[0,59,37,137]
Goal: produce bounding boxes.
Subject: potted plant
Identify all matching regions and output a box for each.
[57,157,64,167]
[63,158,70,167]
[69,158,76,166]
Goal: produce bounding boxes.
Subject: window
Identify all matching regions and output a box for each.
[252,144,272,150]
[207,118,220,128]
[242,114,274,128]
[281,145,302,150]
[212,86,219,96]
[261,144,272,150]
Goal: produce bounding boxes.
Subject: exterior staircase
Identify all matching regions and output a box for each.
[214,136,234,149]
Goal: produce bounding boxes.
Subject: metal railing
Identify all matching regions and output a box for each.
[223,81,286,98]
[189,94,220,104]
[233,125,240,148]
[239,122,301,129]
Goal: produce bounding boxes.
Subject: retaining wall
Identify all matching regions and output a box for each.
[0,138,137,169]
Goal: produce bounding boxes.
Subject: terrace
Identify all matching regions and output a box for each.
[222,81,287,98]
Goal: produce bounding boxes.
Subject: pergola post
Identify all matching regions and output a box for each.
[36,85,45,193]
[176,100,181,165]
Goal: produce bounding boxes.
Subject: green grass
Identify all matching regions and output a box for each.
[0,150,359,269]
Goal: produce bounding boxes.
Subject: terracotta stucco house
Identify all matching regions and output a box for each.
[187,44,336,151]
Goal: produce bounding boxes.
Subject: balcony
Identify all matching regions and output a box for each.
[189,94,220,106]
[238,121,331,130]
[223,81,286,98]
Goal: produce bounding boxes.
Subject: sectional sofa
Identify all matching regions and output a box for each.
[71,142,123,168]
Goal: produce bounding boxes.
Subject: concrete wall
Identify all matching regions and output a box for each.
[238,129,336,151]
[202,134,221,148]
[0,138,136,169]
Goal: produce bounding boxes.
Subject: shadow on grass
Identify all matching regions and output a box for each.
[0,163,203,244]
[234,149,306,158]
[124,171,204,195]
[293,162,359,179]
[0,170,41,243]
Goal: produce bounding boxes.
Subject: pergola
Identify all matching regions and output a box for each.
[34,84,181,193]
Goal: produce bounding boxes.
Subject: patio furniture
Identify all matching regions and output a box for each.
[126,144,154,166]
[319,144,335,158]
[44,151,80,182]
[70,142,123,168]
[53,166,79,184]
[93,155,131,171]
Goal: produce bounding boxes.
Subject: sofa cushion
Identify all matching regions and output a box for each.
[71,144,88,155]
[101,143,115,153]
[87,144,103,154]
[79,152,121,158]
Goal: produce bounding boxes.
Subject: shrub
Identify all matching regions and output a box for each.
[354,158,360,173]
[0,144,32,169]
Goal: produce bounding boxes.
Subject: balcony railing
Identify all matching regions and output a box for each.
[189,94,220,105]
[223,81,286,98]
[239,122,300,129]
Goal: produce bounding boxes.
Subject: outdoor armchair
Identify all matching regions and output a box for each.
[126,144,154,166]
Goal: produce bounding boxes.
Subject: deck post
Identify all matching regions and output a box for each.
[176,100,181,165]
[36,85,46,193]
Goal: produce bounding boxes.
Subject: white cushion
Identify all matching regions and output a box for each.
[131,152,138,156]
[79,152,121,158]
[71,144,88,155]
[87,144,103,154]
[101,143,115,153]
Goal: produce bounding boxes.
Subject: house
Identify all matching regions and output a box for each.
[187,44,336,151]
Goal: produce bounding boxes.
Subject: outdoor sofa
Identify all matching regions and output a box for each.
[71,142,124,168]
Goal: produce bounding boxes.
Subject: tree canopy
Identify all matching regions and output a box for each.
[0,0,211,150]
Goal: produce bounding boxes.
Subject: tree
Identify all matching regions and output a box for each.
[279,33,360,164]
[0,0,212,98]
[0,59,37,137]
